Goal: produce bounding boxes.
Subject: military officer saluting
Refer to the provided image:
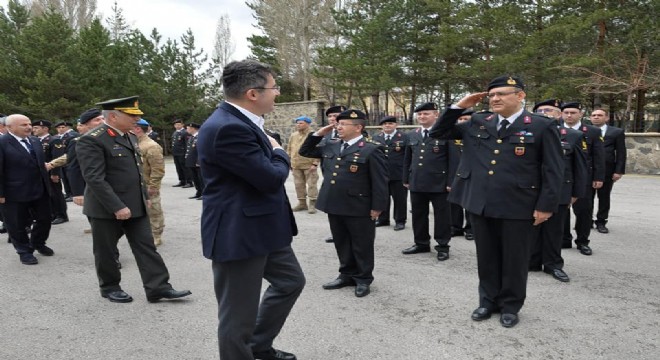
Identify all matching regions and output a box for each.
[299,109,388,298]
[402,102,452,261]
[430,76,563,328]
[372,115,409,231]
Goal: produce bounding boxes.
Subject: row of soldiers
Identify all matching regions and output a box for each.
[297,75,626,328]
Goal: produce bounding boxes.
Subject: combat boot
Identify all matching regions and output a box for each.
[308,200,317,214]
[292,200,308,212]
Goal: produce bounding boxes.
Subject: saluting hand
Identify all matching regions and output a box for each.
[114,207,131,220]
[315,124,335,137]
[533,210,552,226]
[456,92,488,109]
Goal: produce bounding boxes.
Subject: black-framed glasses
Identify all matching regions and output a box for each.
[253,85,281,91]
[536,108,558,114]
[487,90,520,98]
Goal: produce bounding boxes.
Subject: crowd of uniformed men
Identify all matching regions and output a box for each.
[0,74,627,330]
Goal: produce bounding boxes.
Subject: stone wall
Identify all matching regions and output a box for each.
[625,133,660,175]
[265,100,326,146]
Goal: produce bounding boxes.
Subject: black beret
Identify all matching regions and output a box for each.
[54,121,73,127]
[533,99,562,112]
[379,116,397,125]
[79,108,102,124]
[414,102,438,112]
[336,109,366,121]
[172,118,184,124]
[325,105,346,116]
[461,109,474,116]
[32,119,52,127]
[560,102,581,111]
[96,96,143,115]
[186,122,201,129]
[487,75,525,91]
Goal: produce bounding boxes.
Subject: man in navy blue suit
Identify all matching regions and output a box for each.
[198,60,305,360]
[0,114,53,265]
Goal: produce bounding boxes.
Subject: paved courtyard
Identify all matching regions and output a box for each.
[1,159,659,359]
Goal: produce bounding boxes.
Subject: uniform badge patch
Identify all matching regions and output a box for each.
[582,139,587,150]
[560,128,567,135]
[524,116,531,124]
[515,146,525,156]
[107,128,117,137]
[349,165,358,173]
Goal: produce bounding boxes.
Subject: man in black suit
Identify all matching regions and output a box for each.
[33,120,69,225]
[402,102,452,261]
[372,116,409,231]
[184,122,203,199]
[300,109,388,298]
[0,114,54,265]
[198,60,305,360]
[171,119,192,187]
[76,96,191,304]
[589,108,626,234]
[561,102,605,255]
[529,100,588,283]
[430,76,563,328]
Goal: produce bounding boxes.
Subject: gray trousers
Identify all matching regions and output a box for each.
[213,246,305,360]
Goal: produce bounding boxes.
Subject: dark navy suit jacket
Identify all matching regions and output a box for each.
[0,134,51,202]
[198,102,297,262]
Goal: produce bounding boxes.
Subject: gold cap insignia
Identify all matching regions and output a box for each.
[350,112,358,118]
[507,77,516,85]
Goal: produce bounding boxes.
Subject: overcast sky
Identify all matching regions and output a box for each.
[1,0,257,60]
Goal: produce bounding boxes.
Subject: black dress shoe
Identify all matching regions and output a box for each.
[324,236,334,243]
[253,348,297,360]
[375,220,390,227]
[322,278,355,290]
[188,195,201,199]
[355,284,370,297]
[500,313,519,328]
[393,223,405,231]
[577,244,592,256]
[101,290,133,303]
[181,183,194,188]
[172,183,184,187]
[545,268,570,282]
[596,224,609,234]
[35,245,54,256]
[464,232,474,241]
[402,244,430,254]
[20,253,39,265]
[51,217,68,225]
[471,307,492,321]
[147,289,192,303]
[436,251,449,261]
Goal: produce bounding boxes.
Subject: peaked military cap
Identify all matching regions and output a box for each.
[379,115,397,125]
[560,102,581,111]
[325,105,346,116]
[79,108,103,124]
[461,109,475,116]
[53,121,74,127]
[487,75,525,91]
[32,119,52,127]
[337,109,366,121]
[96,96,144,116]
[414,102,438,112]
[186,122,201,129]
[533,99,562,112]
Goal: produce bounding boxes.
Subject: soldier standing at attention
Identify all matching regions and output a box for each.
[76,96,190,303]
[402,102,452,261]
[171,119,192,188]
[286,116,320,214]
[133,119,166,246]
[430,76,563,328]
[32,120,69,225]
[299,109,388,298]
[185,122,204,200]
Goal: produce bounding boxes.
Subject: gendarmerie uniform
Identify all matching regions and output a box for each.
[372,116,409,228]
[171,121,191,186]
[403,102,452,259]
[299,110,388,288]
[34,120,68,223]
[593,123,626,229]
[54,121,79,198]
[185,123,203,198]
[430,76,563,317]
[530,102,589,277]
[560,103,605,251]
[447,109,473,239]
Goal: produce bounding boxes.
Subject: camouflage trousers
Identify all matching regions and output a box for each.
[292,168,319,200]
[147,193,165,245]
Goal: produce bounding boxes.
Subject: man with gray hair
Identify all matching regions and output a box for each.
[198,60,305,360]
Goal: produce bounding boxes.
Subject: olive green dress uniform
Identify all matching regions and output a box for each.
[403,125,452,254]
[77,122,175,297]
[299,129,388,285]
[430,84,563,315]
[372,122,409,227]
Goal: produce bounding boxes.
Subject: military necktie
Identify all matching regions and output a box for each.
[342,142,349,154]
[498,119,510,138]
[385,135,391,142]
[423,129,429,140]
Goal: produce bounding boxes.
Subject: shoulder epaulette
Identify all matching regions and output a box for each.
[88,128,105,137]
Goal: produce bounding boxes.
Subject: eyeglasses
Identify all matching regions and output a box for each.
[536,108,558,114]
[487,90,520,98]
[253,85,281,91]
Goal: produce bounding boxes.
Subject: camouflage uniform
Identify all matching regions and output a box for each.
[286,126,319,213]
[137,134,165,246]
